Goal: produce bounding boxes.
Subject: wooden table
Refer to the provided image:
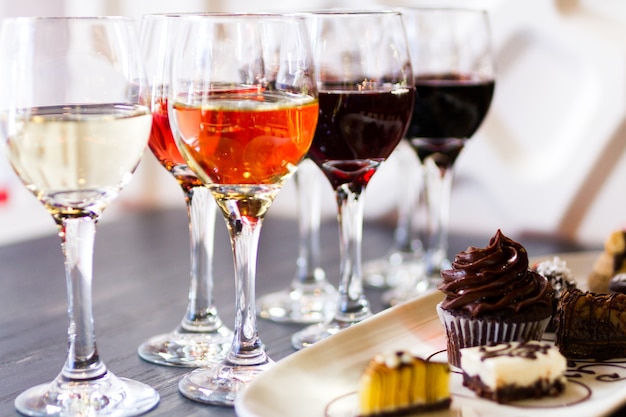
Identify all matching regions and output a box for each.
[0,207,616,416]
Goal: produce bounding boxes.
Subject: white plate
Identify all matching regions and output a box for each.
[236,251,626,417]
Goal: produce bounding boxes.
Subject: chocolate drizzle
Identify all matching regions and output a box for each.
[438,229,554,317]
[478,341,551,361]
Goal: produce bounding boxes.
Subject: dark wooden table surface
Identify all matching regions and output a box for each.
[0,206,616,416]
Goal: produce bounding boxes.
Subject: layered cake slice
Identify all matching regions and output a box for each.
[460,341,567,403]
[358,351,450,416]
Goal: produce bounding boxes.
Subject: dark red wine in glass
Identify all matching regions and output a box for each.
[380,7,496,307]
[292,85,415,349]
[308,88,415,189]
[291,10,415,350]
[407,73,495,170]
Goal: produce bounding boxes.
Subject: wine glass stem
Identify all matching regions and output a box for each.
[423,157,453,277]
[180,185,222,332]
[59,216,106,380]
[223,208,267,365]
[394,161,422,254]
[335,185,370,321]
[295,161,324,284]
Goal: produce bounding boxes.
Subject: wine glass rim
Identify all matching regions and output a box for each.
[4,15,134,21]
[298,9,402,16]
[397,6,489,15]
[145,11,306,21]
[1,15,136,25]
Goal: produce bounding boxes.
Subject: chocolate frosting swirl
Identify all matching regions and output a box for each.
[438,229,553,317]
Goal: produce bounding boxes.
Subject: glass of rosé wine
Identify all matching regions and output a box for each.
[290,10,415,350]
[136,13,233,368]
[169,13,318,406]
[382,7,495,306]
[0,17,159,416]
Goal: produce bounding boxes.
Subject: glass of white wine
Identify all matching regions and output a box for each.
[0,17,160,416]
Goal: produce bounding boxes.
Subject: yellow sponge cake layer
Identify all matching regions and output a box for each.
[358,351,450,417]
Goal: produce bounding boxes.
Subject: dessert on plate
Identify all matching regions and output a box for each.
[587,228,626,293]
[437,229,554,367]
[555,287,626,359]
[358,351,450,416]
[460,341,567,403]
[532,256,577,331]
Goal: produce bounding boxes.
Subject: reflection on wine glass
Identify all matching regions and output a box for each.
[137,13,233,368]
[290,10,415,350]
[169,13,318,406]
[0,17,159,416]
[256,157,338,323]
[383,6,496,306]
[362,141,426,289]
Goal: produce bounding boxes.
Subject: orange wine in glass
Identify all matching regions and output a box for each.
[169,13,318,406]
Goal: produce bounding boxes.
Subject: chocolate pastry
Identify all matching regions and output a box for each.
[555,288,626,360]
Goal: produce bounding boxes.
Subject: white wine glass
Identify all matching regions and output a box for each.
[169,13,318,406]
[383,6,496,305]
[137,13,233,368]
[256,157,338,323]
[0,17,159,416]
[290,10,415,349]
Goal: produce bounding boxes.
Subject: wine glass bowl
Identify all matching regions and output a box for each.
[290,10,415,349]
[137,13,233,368]
[168,13,318,406]
[382,6,495,306]
[0,16,159,416]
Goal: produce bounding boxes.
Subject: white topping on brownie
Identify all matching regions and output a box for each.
[460,341,567,389]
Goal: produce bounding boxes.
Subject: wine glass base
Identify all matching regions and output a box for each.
[363,253,425,289]
[257,282,338,324]
[178,359,274,407]
[363,258,396,288]
[291,316,369,350]
[138,326,233,367]
[15,370,159,417]
[381,281,435,307]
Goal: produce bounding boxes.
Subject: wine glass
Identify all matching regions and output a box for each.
[256,157,338,323]
[362,141,426,289]
[290,10,415,350]
[0,17,159,416]
[136,13,233,368]
[168,13,318,406]
[383,6,496,305]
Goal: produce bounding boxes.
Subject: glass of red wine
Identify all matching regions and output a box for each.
[256,157,338,324]
[169,13,318,406]
[383,6,495,306]
[290,10,415,350]
[136,14,233,367]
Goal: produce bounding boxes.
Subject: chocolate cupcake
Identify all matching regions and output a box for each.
[436,229,554,367]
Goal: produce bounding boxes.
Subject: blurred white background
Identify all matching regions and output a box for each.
[0,0,624,247]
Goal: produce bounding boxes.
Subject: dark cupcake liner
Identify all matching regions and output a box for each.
[436,303,551,368]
